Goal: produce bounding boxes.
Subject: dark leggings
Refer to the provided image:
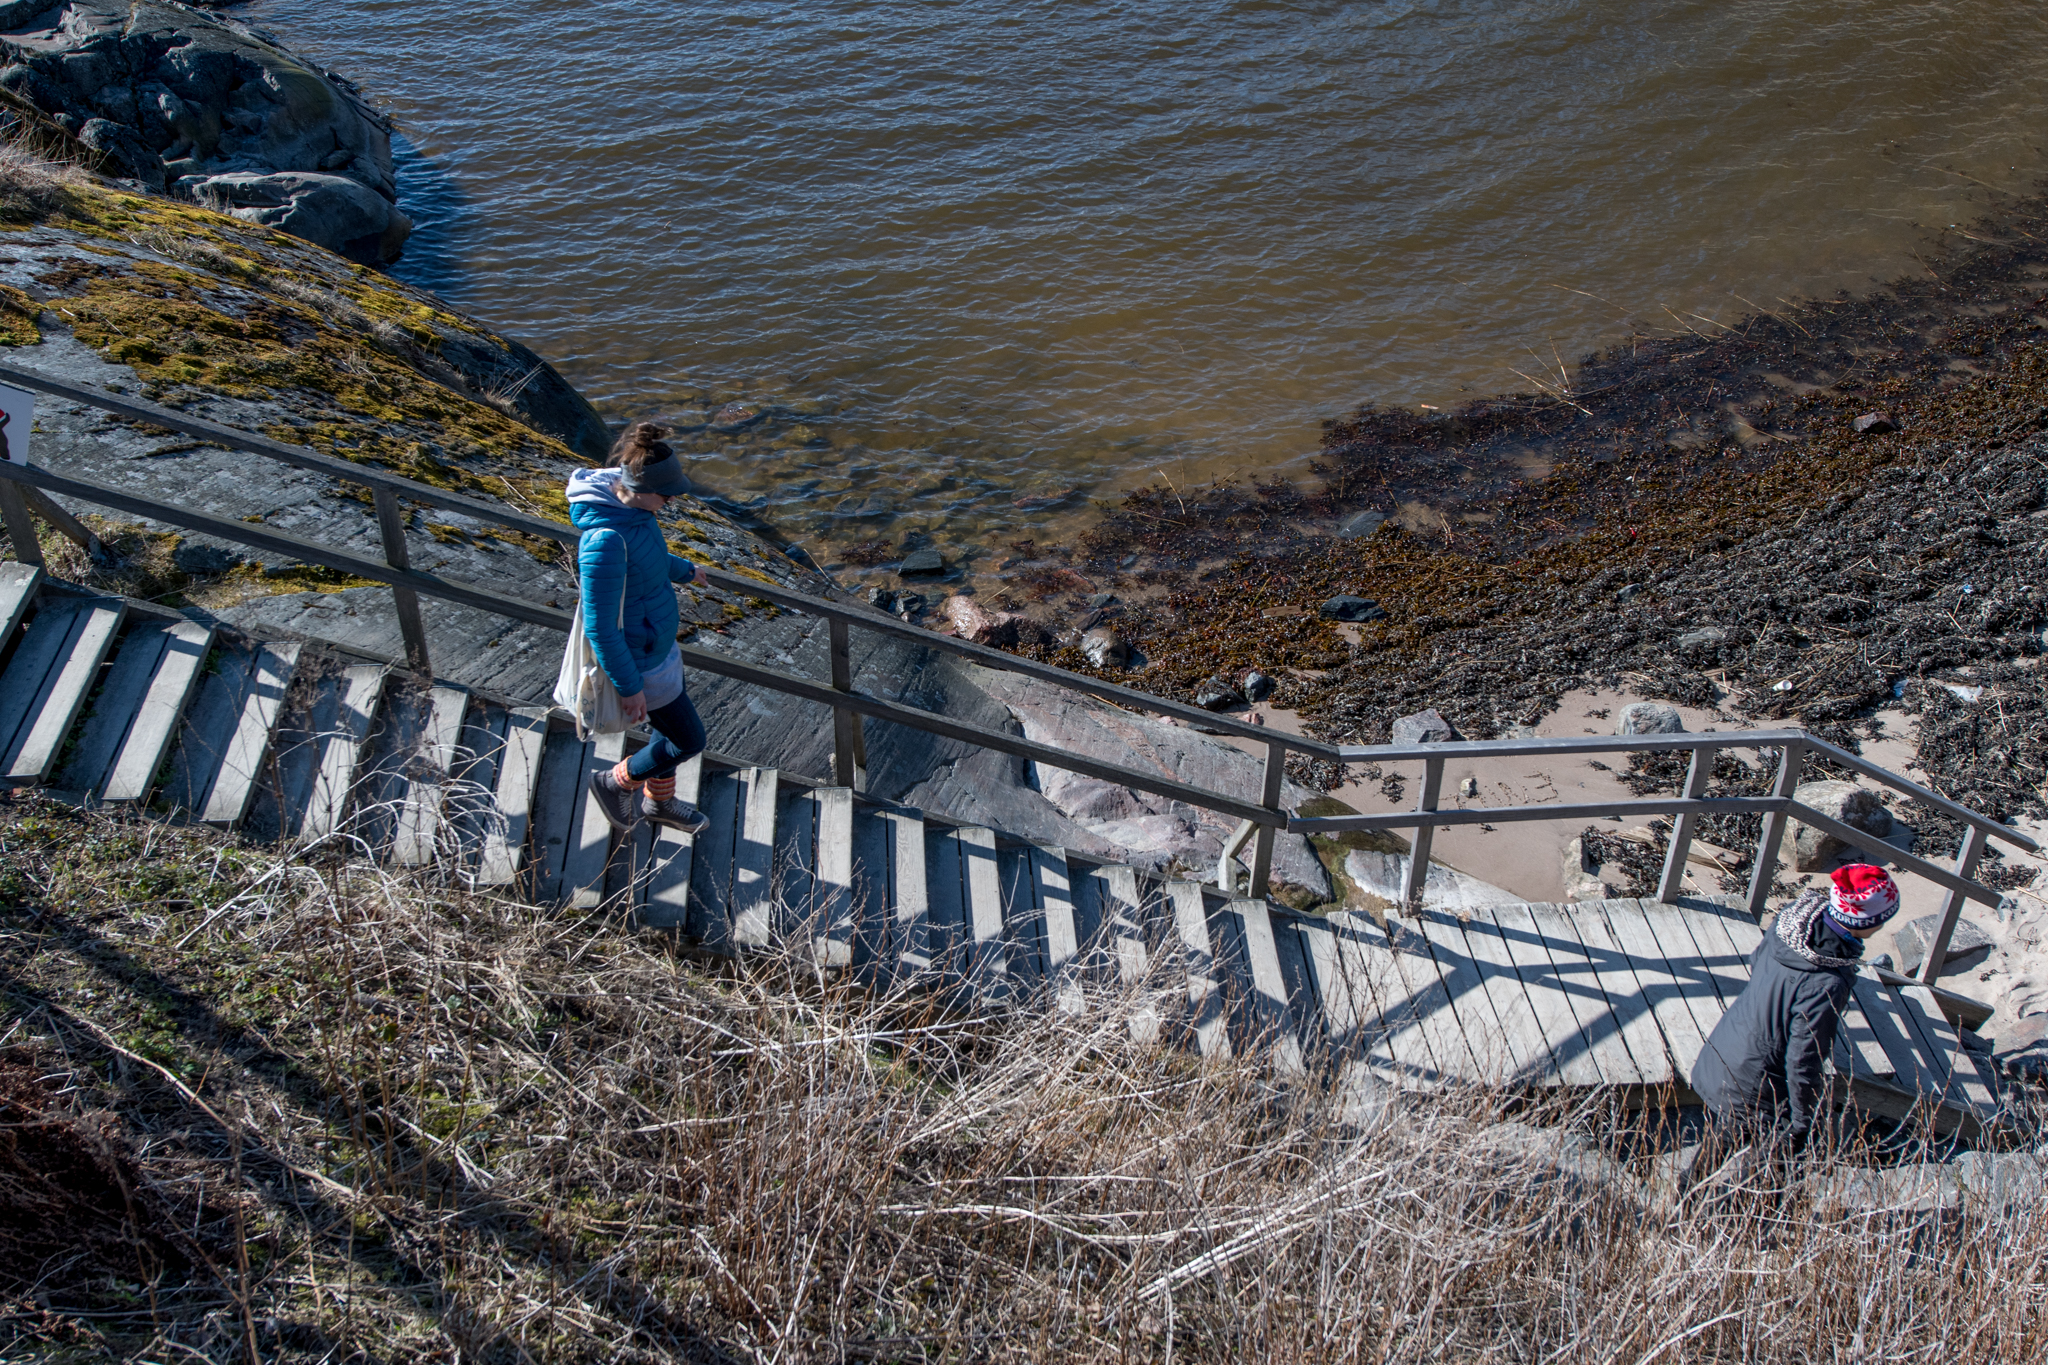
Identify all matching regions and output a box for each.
[625,687,708,782]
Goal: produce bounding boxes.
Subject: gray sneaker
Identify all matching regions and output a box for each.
[643,794,710,835]
[588,767,643,832]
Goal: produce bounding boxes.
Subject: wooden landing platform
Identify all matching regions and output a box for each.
[1252,896,2002,1138]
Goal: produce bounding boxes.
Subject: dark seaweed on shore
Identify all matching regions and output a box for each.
[1004,186,2048,848]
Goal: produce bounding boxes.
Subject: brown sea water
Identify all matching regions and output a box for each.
[243,0,2048,578]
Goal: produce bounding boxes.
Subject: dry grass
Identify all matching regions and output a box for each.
[0,141,91,225]
[1,793,2045,1362]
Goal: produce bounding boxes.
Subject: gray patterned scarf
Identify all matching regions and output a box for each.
[1775,886,1863,970]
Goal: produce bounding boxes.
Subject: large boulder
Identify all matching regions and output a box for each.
[0,1,410,261]
[186,171,411,265]
[1790,781,1893,871]
[1390,708,1457,746]
[1615,702,1684,735]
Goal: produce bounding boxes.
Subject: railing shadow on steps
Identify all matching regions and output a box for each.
[0,361,2034,1003]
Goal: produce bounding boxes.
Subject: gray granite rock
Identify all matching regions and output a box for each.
[1241,670,1274,703]
[1390,708,1456,746]
[186,170,411,265]
[0,1,411,261]
[1895,913,1995,976]
[1615,702,1683,735]
[1673,626,1727,651]
[897,546,945,577]
[1790,781,1893,871]
[1194,675,1243,711]
[1080,626,1127,669]
[1320,594,1386,623]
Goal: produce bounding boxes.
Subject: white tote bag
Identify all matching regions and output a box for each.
[553,590,628,740]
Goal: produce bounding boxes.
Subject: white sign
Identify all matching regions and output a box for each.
[0,383,31,467]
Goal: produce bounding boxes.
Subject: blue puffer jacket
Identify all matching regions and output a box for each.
[567,468,699,697]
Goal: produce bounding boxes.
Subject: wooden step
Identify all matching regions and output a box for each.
[636,754,705,930]
[298,665,386,842]
[772,785,858,966]
[3,598,125,784]
[527,726,589,904]
[1085,864,1159,1041]
[196,639,302,829]
[449,702,510,871]
[685,767,746,953]
[53,619,192,796]
[1224,897,1307,1075]
[477,706,549,887]
[0,561,38,647]
[162,640,257,816]
[560,731,623,907]
[729,767,780,948]
[394,684,470,866]
[853,805,927,980]
[1165,881,1230,1060]
[98,621,212,805]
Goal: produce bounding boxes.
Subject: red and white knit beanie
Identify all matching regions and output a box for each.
[1825,863,1900,933]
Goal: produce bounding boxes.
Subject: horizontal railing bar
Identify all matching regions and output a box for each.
[675,644,1286,827]
[1785,803,2001,908]
[1290,796,1790,834]
[0,461,574,631]
[5,369,2026,859]
[0,363,1340,760]
[1798,735,2039,854]
[0,361,583,546]
[699,565,1344,759]
[1338,732,1809,762]
[1343,728,2038,854]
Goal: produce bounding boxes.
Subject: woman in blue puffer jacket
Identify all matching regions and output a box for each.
[567,422,711,834]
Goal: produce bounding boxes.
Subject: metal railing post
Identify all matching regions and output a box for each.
[0,477,42,568]
[1401,755,1444,911]
[1657,745,1715,903]
[1248,738,1286,898]
[828,616,866,791]
[1919,825,1988,984]
[1745,740,1806,919]
[371,485,430,674]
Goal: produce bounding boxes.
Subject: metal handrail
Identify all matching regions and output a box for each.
[0,365,2027,956]
[1333,729,2033,986]
[0,380,1304,887]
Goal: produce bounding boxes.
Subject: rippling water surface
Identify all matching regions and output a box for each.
[244,0,2048,564]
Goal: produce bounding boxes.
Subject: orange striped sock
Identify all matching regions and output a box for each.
[645,774,676,801]
[611,759,643,789]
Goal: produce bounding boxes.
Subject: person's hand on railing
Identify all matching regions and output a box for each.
[692,563,711,588]
[620,691,648,725]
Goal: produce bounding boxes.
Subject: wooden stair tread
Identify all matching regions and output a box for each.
[99,621,211,805]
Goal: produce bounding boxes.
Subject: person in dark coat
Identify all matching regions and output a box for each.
[1689,863,1901,1152]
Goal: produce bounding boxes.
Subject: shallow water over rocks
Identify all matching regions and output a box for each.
[242,0,2048,578]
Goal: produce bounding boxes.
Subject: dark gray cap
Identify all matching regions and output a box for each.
[624,451,691,498]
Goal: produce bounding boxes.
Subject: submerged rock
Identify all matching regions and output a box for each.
[898,546,945,577]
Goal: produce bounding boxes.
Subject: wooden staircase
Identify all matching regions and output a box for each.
[0,563,2007,1138]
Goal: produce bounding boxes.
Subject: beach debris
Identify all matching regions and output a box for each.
[1851,412,1899,435]
[1615,702,1684,735]
[1673,626,1727,652]
[1390,707,1457,745]
[1195,674,1244,710]
[1458,776,1479,798]
[1321,594,1387,623]
[1082,627,1130,670]
[1789,781,1893,871]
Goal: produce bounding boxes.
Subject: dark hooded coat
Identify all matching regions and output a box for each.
[1688,889,1862,1143]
